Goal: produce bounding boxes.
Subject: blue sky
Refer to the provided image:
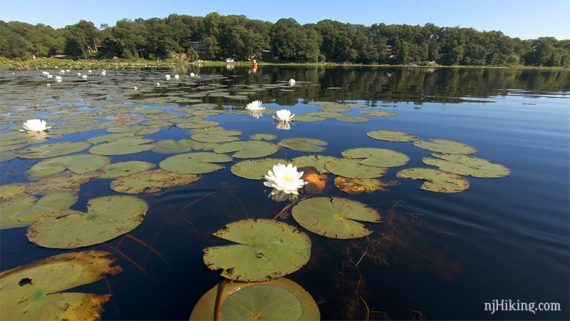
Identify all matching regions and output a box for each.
[2,0,569,39]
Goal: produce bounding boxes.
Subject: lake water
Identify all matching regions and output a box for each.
[0,67,569,320]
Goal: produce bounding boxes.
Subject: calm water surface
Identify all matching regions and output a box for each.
[0,67,569,320]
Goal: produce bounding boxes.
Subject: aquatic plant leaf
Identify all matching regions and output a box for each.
[422,153,510,178]
[27,195,149,248]
[27,154,110,179]
[0,195,36,229]
[160,152,232,174]
[152,139,195,154]
[413,139,476,155]
[230,158,287,180]
[214,141,279,158]
[332,114,369,123]
[0,183,28,201]
[0,191,78,229]
[361,110,396,117]
[292,155,337,173]
[89,137,153,155]
[325,158,386,179]
[203,219,311,281]
[300,167,327,194]
[367,130,418,142]
[25,172,91,195]
[396,168,470,193]
[0,251,121,321]
[279,138,327,152]
[0,151,16,162]
[292,197,381,239]
[87,132,135,144]
[97,161,156,179]
[342,147,409,168]
[191,129,241,143]
[17,142,91,159]
[190,278,319,321]
[110,169,199,194]
[250,133,277,141]
[222,285,302,320]
[334,177,399,194]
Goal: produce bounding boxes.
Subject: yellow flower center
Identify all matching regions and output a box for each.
[283,174,294,183]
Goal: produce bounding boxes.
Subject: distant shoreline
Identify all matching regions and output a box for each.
[1,58,568,71]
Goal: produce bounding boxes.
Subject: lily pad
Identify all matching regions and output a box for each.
[334,177,399,194]
[27,195,149,248]
[292,155,337,173]
[190,278,319,321]
[25,172,91,195]
[414,139,476,155]
[160,152,232,174]
[361,110,396,117]
[27,154,110,179]
[367,130,418,142]
[0,183,28,201]
[396,168,470,193]
[87,132,135,144]
[342,147,409,168]
[222,285,302,321]
[300,167,327,194]
[230,158,287,180]
[279,138,327,152]
[0,251,121,321]
[97,161,156,179]
[89,137,153,155]
[214,141,279,159]
[17,142,91,159]
[250,133,277,141]
[1,191,78,229]
[292,197,381,239]
[422,153,510,178]
[325,158,386,179]
[191,129,241,143]
[110,169,199,194]
[203,219,311,281]
[152,139,196,154]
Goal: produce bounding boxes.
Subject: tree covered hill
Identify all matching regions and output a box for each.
[1,13,569,66]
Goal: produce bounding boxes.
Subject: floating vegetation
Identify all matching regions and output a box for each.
[203,219,311,281]
[422,153,510,178]
[360,110,396,117]
[231,158,287,180]
[213,140,279,158]
[17,141,91,159]
[110,169,199,194]
[325,158,386,179]
[89,137,154,155]
[25,172,91,195]
[160,152,232,174]
[250,133,277,141]
[96,161,156,179]
[1,191,77,229]
[396,168,470,193]
[292,197,381,239]
[152,139,196,154]
[279,138,327,152]
[342,147,409,168]
[27,195,149,248]
[191,128,242,143]
[0,251,121,321]
[292,155,337,173]
[413,139,476,155]
[190,278,319,321]
[0,183,28,201]
[367,130,418,142]
[27,154,110,179]
[334,177,399,194]
[300,167,327,194]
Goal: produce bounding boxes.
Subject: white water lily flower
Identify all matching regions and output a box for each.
[249,110,263,119]
[156,82,160,87]
[59,70,65,74]
[101,70,107,76]
[165,74,171,81]
[77,73,82,77]
[81,75,88,80]
[273,109,295,122]
[288,79,296,86]
[134,86,138,91]
[264,163,306,195]
[88,70,92,74]
[190,72,196,77]
[55,75,62,83]
[46,74,53,79]
[276,121,291,130]
[174,74,180,80]
[22,119,51,132]
[42,71,49,76]
[246,100,265,111]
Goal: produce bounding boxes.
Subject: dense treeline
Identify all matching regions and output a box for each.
[1,13,569,66]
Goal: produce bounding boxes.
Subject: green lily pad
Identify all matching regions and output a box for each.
[191,129,241,143]
[110,169,199,194]
[325,158,386,179]
[361,110,396,117]
[334,177,399,194]
[87,132,135,144]
[413,139,476,155]
[160,152,232,174]
[292,197,381,239]
[97,161,156,179]
[203,219,311,281]
[230,158,287,180]
[367,130,418,142]
[25,172,92,195]
[250,133,277,141]
[27,154,110,179]
[0,191,78,229]
[27,195,149,248]
[0,183,28,201]
[422,153,510,178]
[222,285,302,320]
[17,142,91,159]
[190,278,319,321]
[279,138,327,152]
[152,139,195,154]
[89,137,153,155]
[0,251,121,321]
[396,168,470,193]
[292,155,337,173]
[342,147,409,167]
[0,151,16,162]
[214,141,279,159]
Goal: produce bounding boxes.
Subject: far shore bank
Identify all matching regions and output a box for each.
[1,58,567,71]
